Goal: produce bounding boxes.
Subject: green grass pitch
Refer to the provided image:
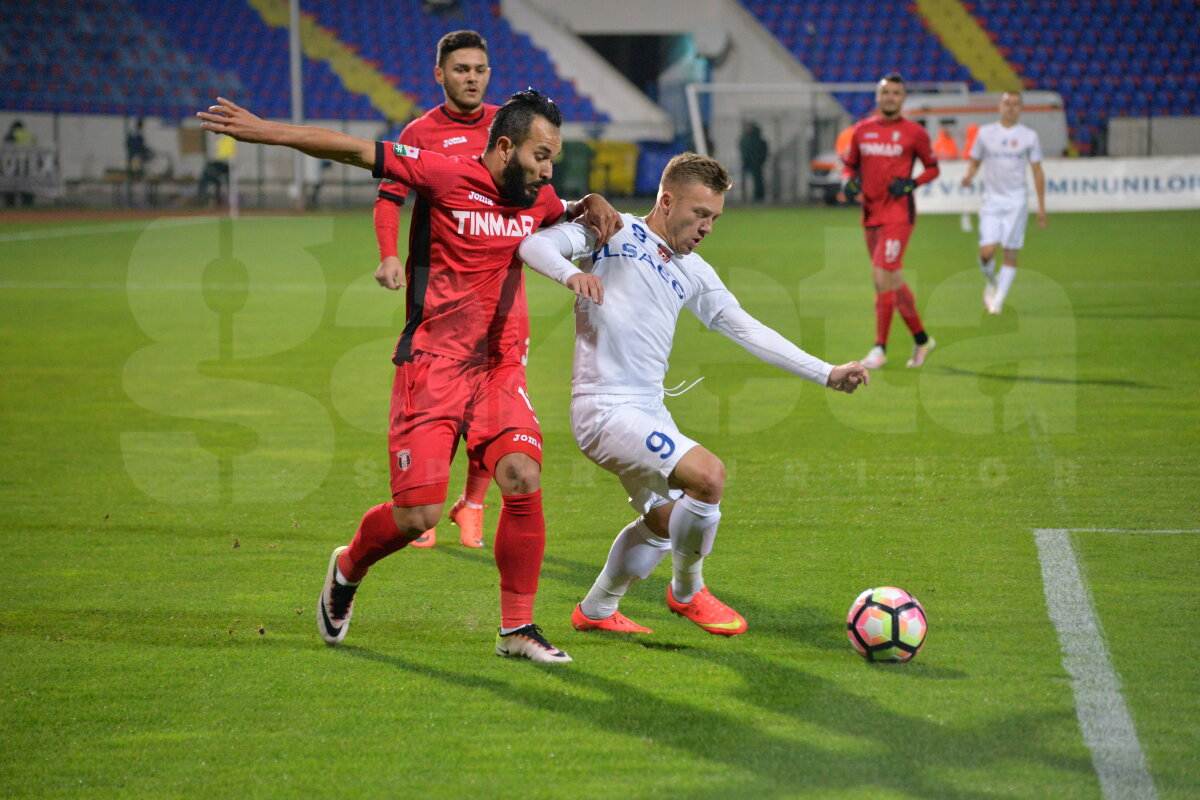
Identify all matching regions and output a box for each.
[1,205,1197,798]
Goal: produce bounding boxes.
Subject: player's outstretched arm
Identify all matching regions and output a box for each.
[711,306,834,386]
[518,225,603,305]
[197,97,375,171]
[564,194,622,246]
[826,361,869,393]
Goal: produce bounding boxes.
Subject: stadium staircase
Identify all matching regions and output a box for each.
[913,0,1022,92]
[739,0,981,120]
[244,0,419,123]
[127,0,379,120]
[1,0,607,124]
[296,0,607,124]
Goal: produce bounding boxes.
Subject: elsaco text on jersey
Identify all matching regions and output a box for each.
[591,222,686,300]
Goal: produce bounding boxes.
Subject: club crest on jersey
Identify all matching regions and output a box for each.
[397,449,411,471]
[452,210,536,237]
[393,143,420,158]
[657,244,672,262]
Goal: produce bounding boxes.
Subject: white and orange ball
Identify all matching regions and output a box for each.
[846,586,927,663]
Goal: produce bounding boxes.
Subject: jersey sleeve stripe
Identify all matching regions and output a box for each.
[372,141,386,180]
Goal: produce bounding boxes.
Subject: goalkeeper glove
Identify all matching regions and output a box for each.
[888,177,917,197]
[841,176,861,202]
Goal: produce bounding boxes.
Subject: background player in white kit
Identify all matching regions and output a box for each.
[519,153,869,636]
[961,92,1047,314]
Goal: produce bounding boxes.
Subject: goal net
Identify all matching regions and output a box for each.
[684,81,969,204]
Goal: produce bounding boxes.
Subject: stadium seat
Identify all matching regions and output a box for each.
[964,0,1199,150]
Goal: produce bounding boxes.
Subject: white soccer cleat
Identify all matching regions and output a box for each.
[906,338,936,368]
[495,624,572,663]
[861,346,887,370]
[318,545,358,645]
[983,284,999,314]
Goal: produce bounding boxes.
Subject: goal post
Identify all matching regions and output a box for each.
[684,81,969,204]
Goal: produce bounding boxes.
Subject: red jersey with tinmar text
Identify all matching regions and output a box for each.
[843,116,939,227]
[372,141,566,367]
[377,103,498,204]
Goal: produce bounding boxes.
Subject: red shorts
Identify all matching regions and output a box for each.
[387,352,543,506]
[864,223,913,271]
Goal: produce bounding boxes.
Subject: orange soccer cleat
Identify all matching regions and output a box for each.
[571,604,654,634]
[666,585,747,636]
[449,497,485,548]
[409,527,436,548]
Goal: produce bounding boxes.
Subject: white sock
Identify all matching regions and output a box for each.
[580,518,670,620]
[334,565,358,586]
[499,625,526,635]
[994,265,1017,309]
[669,495,722,603]
[978,255,996,286]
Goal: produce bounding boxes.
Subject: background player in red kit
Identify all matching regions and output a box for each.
[842,73,939,369]
[197,90,621,663]
[374,30,498,550]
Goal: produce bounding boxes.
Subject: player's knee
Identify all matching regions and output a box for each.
[493,452,541,495]
[687,457,726,503]
[980,244,998,261]
[392,504,440,539]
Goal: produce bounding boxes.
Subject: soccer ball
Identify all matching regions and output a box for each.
[846,586,927,663]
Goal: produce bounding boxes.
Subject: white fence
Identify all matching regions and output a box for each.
[916,157,1200,213]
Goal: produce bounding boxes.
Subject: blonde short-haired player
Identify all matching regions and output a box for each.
[961,92,1047,314]
[519,153,869,636]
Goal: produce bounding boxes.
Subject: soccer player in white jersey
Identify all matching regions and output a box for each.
[961,92,1047,314]
[518,153,869,636]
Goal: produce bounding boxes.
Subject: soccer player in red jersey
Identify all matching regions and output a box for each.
[374,30,499,550]
[842,73,939,369]
[198,90,620,663]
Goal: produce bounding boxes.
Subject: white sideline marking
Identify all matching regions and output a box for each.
[1034,528,1198,799]
[0,216,215,243]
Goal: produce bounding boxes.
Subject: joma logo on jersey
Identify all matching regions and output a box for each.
[443,135,469,148]
[468,191,495,206]
[452,210,536,237]
[861,142,904,156]
[511,432,542,450]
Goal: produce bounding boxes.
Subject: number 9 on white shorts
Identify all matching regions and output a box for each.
[570,394,700,514]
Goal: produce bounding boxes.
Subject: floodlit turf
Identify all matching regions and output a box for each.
[1,206,1197,798]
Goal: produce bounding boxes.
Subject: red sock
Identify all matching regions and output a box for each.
[874,290,896,347]
[463,464,490,507]
[494,489,545,628]
[339,502,407,583]
[894,284,925,337]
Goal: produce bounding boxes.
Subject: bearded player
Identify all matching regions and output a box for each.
[375,30,498,549]
[842,73,939,369]
[198,90,622,662]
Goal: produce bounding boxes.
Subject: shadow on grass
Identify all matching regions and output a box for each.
[337,642,1092,799]
[935,364,1158,390]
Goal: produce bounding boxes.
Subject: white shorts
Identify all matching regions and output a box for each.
[570,393,700,514]
[978,204,1028,251]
